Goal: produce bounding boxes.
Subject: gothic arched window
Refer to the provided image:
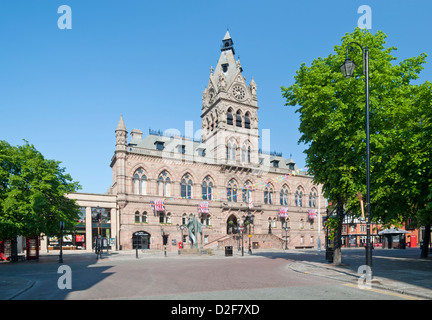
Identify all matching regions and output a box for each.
[245,112,251,129]
[236,110,242,127]
[241,142,251,164]
[202,176,214,200]
[227,109,233,125]
[133,168,147,195]
[309,188,317,207]
[280,184,289,206]
[295,186,304,207]
[242,180,252,203]
[226,139,236,161]
[201,214,211,226]
[264,184,274,205]
[227,179,238,202]
[158,170,171,197]
[181,173,193,199]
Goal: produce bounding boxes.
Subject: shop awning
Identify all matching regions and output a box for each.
[378,228,410,235]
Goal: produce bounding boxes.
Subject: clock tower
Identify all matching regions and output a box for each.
[201,30,259,167]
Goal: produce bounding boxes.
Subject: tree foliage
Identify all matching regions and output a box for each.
[281,28,430,259]
[0,140,81,240]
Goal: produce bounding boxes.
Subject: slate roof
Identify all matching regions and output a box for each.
[128,131,303,175]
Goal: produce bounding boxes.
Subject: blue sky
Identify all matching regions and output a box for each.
[0,0,431,194]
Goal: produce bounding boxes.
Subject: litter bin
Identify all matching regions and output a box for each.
[225,246,233,256]
[326,248,334,263]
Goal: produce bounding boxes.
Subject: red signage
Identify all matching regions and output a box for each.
[26,237,39,261]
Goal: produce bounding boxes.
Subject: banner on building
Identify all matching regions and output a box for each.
[151,199,165,215]
[308,209,317,221]
[279,207,289,218]
[198,201,209,214]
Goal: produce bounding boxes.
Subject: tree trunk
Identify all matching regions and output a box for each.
[10,238,18,262]
[421,224,431,259]
[333,201,344,265]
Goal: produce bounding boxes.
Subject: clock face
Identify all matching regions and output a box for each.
[232,85,245,101]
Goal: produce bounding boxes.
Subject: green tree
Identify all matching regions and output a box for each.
[0,140,81,258]
[281,28,428,263]
[372,80,432,257]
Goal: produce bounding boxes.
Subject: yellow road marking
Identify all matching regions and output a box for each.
[343,283,423,300]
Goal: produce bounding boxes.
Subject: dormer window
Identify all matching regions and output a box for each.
[155,141,165,151]
[271,160,279,168]
[177,144,186,154]
[286,156,296,170]
[197,148,206,157]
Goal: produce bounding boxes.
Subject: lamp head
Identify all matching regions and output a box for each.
[340,58,356,78]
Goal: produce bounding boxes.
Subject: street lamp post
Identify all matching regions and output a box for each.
[59,221,64,263]
[176,224,185,255]
[284,223,290,250]
[242,212,255,255]
[161,228,168,257]
[340,42,372,268]
[95,206,102,260]
[241,225,244,256]
[234,225,241,251]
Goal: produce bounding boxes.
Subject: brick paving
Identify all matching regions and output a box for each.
[1,247,431,300]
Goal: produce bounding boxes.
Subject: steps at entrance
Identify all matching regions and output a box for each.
[179,248,214,256]
[217,233,285,250]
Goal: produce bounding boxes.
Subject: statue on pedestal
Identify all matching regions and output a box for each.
[186,214,206,249]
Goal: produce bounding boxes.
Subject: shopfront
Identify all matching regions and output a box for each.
[40,193,117,253]
[91,206,112,249]
[132,231,151,249]
[47,207,87,251]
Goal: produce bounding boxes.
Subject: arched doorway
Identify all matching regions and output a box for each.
[227,214,239,234]
[132,231,151,249]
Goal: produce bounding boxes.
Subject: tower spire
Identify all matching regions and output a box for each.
[116,114,127,131]
[221,30,235,55]
[115,115,128,151]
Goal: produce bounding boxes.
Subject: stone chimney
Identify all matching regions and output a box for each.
[130,129,143,141]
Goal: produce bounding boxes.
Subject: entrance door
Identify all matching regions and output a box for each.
[410,235,417,248]
[133,231,151,249]
[227,214,238,234]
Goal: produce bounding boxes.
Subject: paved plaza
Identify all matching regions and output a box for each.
[1,247,431,301]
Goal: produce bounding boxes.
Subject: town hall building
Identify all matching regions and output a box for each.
[40,31,324,253]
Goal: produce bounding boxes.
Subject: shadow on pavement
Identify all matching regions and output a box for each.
[254,248,432,293]
[0,252,115,300]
